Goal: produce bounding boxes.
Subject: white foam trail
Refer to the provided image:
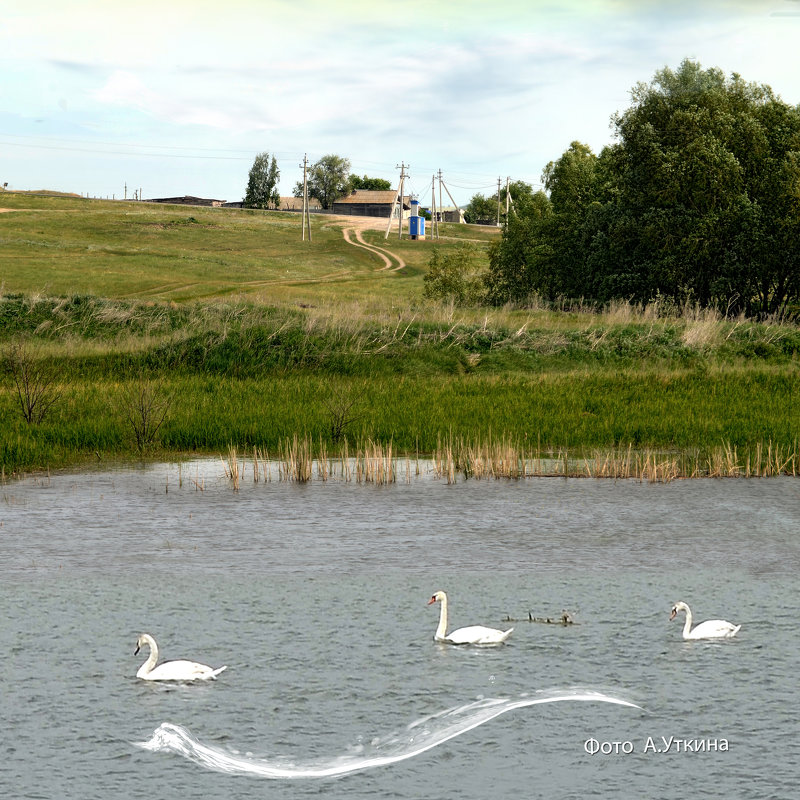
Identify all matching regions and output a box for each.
[135,688,641,779]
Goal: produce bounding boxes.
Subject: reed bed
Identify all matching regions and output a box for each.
[209,434,798,488]
[269,437,399,484]
[430,437,799,482]
[355,439,396,484]
[279,434,313,482]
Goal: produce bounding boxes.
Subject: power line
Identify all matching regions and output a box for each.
[0,138,253,161]
[2,135,544,190]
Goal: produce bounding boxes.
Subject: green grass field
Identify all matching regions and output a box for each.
[0,192,798,476]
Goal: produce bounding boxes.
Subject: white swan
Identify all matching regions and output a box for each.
[428,591,513,645]
[669,601,740,640]
[135,633,227,681]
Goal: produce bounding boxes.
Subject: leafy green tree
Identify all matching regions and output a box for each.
[463,193,498,225]
[423,243,485,305]
[487,60,800,314]
[499,180,536,214]
[244,152,280,209]
[542,142,602,298]
[465,182,535,225]
[294,154,351,209]
[484,191,554,304]
[608,61,800,312]
[347,174,391,192]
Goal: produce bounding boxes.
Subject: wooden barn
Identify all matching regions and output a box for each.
[332,190,410,218]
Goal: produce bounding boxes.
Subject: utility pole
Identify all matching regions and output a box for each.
[385,162,408,240]
[496,176,502,226]
[505,176,511,217]
[299,153,312,241]
[430,174,439,240]
[438,172,464,223]
[437,168,444,221]
[124,182,127,200]
[506,176,517,217]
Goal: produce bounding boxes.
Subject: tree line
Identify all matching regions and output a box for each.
[484,60,800,316]
[243,153,391,210]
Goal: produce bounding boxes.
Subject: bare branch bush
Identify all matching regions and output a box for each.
[321,383,364,443]
[120,376,174,452]
[2,338,65,424]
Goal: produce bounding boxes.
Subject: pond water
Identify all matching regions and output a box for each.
[1,461,798,799]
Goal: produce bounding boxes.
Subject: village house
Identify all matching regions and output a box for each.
[435,206,466,224]
[332,189,410,219]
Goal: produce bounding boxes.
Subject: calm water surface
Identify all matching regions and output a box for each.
[1,461,798,799]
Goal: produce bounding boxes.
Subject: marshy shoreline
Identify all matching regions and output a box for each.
[1,293,797,479]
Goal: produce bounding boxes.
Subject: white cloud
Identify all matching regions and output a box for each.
[92,72,154,111]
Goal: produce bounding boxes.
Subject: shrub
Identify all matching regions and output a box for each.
[422,244,486,305]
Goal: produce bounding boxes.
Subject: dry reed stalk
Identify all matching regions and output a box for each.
[761,440,794,477]
[471,439,491,479]
[436,439,456,483]
[357,439,396,484]
[724,443,741,477]
[431,434,456,483]
[639,452,680,483]
[259,448,272,481]
[279,437,293,481]
[317,436,329,481]
[704,446,736,478]
[298,435,313,482]
[282,433,312,482]
[279,441,290,481]
[446,445,456,483]
[591,449,622,479]
[341,438,352,481]
[221,446,241,491]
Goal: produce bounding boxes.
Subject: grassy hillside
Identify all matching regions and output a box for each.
[0,192,798,476]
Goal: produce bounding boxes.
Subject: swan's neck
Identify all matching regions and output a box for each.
[681,606,693,638]
[138,636,159,677]
[435,596,448,640]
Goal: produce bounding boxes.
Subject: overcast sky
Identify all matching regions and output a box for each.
[2,0,799,206]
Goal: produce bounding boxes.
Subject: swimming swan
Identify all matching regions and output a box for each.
[428,590,513,645]
[134,633,227,681]
[669,601,740,640]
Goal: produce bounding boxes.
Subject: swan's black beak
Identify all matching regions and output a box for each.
[669,609,677,621]
[134,644,141,655]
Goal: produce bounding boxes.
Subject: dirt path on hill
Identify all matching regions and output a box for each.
[323,214,407,272]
